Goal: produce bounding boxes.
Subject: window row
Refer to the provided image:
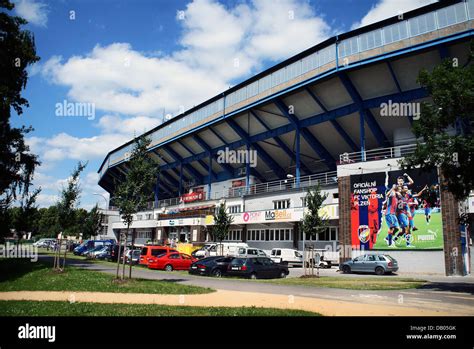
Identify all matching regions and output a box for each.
[136,231,152,239]
[273,199,291,209]
[339,2,470,58]
[247,228,292,242]
[300,226,338,241]
[227,205,242,214]
[225,229,242,241]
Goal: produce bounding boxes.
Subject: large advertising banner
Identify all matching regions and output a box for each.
[350,168,443,250]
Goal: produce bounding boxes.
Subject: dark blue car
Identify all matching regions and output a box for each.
[73,239,114,256]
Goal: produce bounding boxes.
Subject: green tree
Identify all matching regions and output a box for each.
[67,208,87,238]
[0,0,40,240]
[82,204,104,240]
[57,162,87,236]
[300,184,328,276]
[209,202,234,255]
[36,206,60,238]
[10,187,41,241]
[401,42,474,202]
[53,162,86,271]
[114,136,159,279]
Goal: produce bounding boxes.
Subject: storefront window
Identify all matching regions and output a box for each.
[300,226,338,241]
[247,228,292,241]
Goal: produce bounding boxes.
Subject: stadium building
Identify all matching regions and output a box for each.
[98,0,473,276]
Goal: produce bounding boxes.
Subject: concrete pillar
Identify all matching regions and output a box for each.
[338,176,352,263]
[440,184,464,276]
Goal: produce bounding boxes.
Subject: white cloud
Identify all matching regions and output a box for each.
[39,0,333,116]
[36,193,58,207]
[95,115,161,136]
[27,113,160,165]
[14,0,48,27]
[28,0,338,208]
[31,171,109,208]
[353,0,437,29]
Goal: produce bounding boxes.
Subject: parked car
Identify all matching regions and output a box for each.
[270,248,303,267]
[33,238,56,248]
[139,245,177,266]
[188,256,234,277]
[73,239,114,256]
[94,245,112,260]
[122,249,141,265]
[193,242,248,258]
[226,257,289,279]
[86,245,108,258]
[340,254,399,275]
[107,244,124,262]
[235,247,268,258]
[148,252,196,271]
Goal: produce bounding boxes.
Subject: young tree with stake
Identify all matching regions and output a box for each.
[54,161,87,271]
[114,136,159,279]
[300,183,328,277]
[209,202,234,256]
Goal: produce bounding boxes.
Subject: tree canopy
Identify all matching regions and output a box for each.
[401,42,474,201]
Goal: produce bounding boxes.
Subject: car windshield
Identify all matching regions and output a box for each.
[77,242,88,249]
[151,249,167,256]
[384,255,395,262]
[230,258,245,266]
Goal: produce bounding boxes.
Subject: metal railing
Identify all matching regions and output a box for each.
[149,170,338,210]
[225,171,338,198]
[339,143,417,164]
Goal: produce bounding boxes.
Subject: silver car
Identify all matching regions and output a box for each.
[340,254,398,275]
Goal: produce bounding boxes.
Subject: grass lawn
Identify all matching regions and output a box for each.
[374,211,443,250]
[0,300,318,316]
[0,258,212,294]
[261,276,426,290]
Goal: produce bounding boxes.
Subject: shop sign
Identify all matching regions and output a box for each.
[265,210,292,221]
[181,191,205,203]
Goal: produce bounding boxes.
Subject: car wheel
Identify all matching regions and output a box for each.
[375,267,385,276]
[342,265,351,274]
[279,271,287,278]
[212,269,222,278]
[165,264,173,272]
[249,273,257,280]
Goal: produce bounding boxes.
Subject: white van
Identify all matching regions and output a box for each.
[194,242,249,258]
[236,247,268,258]
[270,248,303,267]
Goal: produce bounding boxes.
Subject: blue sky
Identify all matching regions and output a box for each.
[8,0,435,209]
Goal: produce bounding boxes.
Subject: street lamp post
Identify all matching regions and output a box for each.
[93,193,108,239]
[93,193,108,211]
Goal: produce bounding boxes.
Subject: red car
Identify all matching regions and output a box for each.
[139,245,176,266]
[147,252,196,271]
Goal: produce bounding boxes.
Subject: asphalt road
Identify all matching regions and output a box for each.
[38,254,474,315]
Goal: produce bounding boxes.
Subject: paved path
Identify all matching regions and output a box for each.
[27,254,474,316]
[0,290,460,316]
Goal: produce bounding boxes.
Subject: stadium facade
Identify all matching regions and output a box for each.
[98,0,473,276]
